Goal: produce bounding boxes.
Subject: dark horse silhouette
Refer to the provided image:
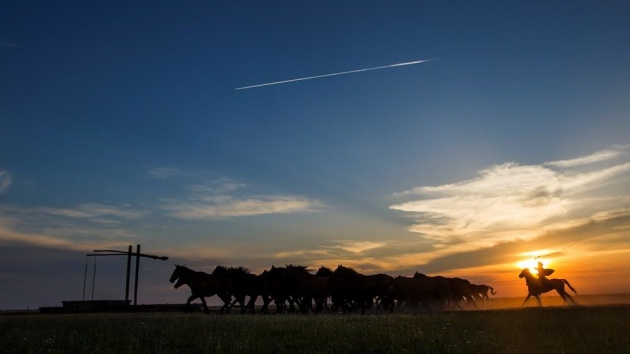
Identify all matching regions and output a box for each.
[169,264,231,314]
[470,284,496,301]
[329,265,395,314]
[518,268,577,306]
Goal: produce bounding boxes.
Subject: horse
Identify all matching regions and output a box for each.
[412,272,453,310]
[211,265,260,314]
[314,266,335,311]
[283,265,331,313]
[265,265,304,313]
[518,268,577,306]
[253,270,275,314]
[169,264,229,314]
[390,276,424,312]
[329,265,395,314]
[448,277,478,309]
[470,284,496,301]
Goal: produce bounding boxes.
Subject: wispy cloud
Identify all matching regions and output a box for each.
[0,227,130,251]
[161,180,322,220]
[0,213,132,250]
[189,181,247,196]
[390,146,630,254]
[38,203,146,220]
[330,240,387,254]
[0,203,145,250]
[0,171,11,194]
[164,196,321,219]
[545,149,624,168]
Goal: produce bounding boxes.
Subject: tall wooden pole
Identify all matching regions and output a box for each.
[134,244,141,307]
[82,256,88,301]
[125,245,132,302]
[91,258,96,301]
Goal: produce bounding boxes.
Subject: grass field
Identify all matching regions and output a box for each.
[2,303,630,354]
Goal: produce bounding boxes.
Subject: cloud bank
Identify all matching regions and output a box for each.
[390,147,630,250]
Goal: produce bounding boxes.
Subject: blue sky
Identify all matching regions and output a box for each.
[1,1,630,309]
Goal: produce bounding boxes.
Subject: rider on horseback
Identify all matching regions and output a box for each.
[536,261,554,287]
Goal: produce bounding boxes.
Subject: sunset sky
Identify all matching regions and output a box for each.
[2,1,630,309]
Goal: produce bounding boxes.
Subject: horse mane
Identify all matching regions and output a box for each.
[316,266,334,276]
[212,265,229,275]
[227,266,251,276]
[335,265,362,277]
[174,264,194,272]
[286,264,311,273]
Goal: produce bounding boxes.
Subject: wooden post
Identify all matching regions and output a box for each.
[125,245,132,302]
[91,258,96,301]
[134,244,141,307]
[82,256,88,301]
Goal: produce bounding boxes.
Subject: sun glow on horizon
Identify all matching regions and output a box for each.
[516,253,553,274]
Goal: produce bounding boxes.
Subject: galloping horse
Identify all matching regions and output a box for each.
[169,264,229,313]
[518,268,577,306]
[329,265,395,314]
[282,265,330,313]
[470,284,496,301]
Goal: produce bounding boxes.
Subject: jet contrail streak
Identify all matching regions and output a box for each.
[235,58,435,91]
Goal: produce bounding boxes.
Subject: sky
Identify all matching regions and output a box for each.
[1,1,630,309]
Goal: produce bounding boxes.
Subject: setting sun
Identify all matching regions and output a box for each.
[516,256,553,274]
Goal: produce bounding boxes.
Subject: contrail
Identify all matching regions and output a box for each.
[235,58,436,91]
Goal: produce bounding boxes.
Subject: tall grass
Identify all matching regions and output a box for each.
[2,306,629,353]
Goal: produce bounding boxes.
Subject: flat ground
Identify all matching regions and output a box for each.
[2,296,630,353]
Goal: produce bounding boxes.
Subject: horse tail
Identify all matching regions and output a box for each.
[563,279,577,295]
[489,286,496,295]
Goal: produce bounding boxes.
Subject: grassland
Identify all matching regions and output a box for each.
[2,304,630,354]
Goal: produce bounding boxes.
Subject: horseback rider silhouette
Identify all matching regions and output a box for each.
[536,261,554,287]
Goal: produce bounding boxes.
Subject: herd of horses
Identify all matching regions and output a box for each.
[169,264,578,314]
[168,264,499,314]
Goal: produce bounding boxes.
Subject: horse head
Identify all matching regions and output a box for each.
[518,268,532,279]
[169,264,186,285]
[334,264,361,277]
[413,272,428,279]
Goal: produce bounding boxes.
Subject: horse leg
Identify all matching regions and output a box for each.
[274,297,284,314]
[186,294,199,313]
[246,295,258,314]
[558,289,577,306]
[467,295,478,309]
[564,292,577,305]
[200,297,210,314]
[236,295,248,314]
[521,293,532,306]
[218,293,232,314]
[260,295,270,314]
[535,295,542,307]
[288,297,297,313]
[227,298,240,314]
